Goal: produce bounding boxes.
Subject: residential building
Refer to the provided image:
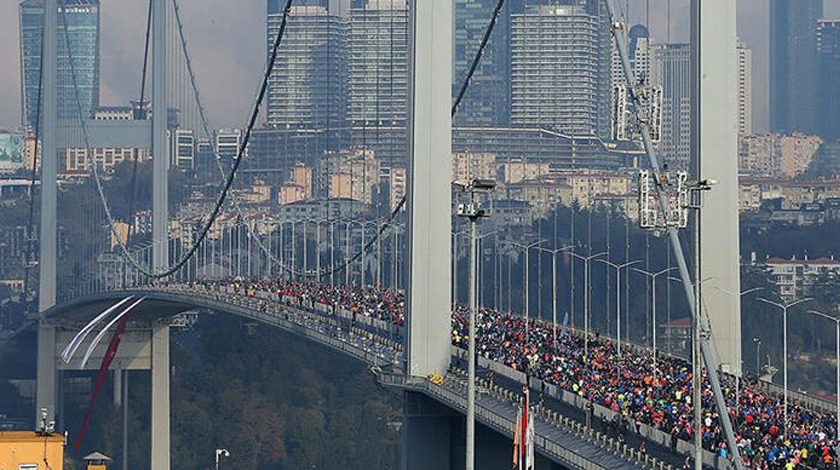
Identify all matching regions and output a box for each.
[289,162,313,198]
[452,151,497,184]
[453,0,511,126]
[737,41,753,136]
[499,179,573,216]
[325,148,380,204]
[762,256,840,299]
[739,133,822,178]
[20,0,101,128]
[378,166,405,211]
[511,5,608,137]
[348,0,408,128]
[215,128,242,166]
[769,0,822,135]
[497,159,549,184]
[559,170,632,208]
[266,4,347,129]
[64,147,149,173]
[171,129,195,169]
[738,177,840,211]
[653,43,691,169]
[280,183,308,205]
[276,197,369,220]
[611,25,661,142]
[818,19,840,142]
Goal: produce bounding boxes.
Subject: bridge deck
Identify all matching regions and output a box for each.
[43,285,683,470]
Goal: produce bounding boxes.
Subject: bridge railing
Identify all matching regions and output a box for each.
[151,283,722,468]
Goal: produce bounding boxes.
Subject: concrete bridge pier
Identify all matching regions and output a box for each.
[36,323,57,427]
[151,323,170,470]
[402,392,454,470]
[36,319,170,470]
[402,392,564,470]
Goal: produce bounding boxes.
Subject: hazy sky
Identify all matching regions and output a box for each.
[1,0,839,133]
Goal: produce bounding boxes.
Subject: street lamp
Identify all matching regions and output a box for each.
[451,229,470,306]
[455,177,495,470]
[215,448,229,470]
[567,250,607,360]
[504,238,546,335]
[536,245,574,349]
[632,266,677,382]
[596,258,641,357]
[806,309,840,441]
[752,338,761,376]
[684,177,717,470]
[757,296,811,439]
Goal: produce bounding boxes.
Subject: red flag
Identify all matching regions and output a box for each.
[521,386,529,464]
[73,312,131,451]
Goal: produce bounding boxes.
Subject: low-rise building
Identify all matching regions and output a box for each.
[762,256,840,299]
[0,431,65,470]
[739,133,822,178]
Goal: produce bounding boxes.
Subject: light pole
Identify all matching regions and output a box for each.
[452,229,469,306]
[752,338,761,376]
[537,245,574,349]
[806,309,840,441]
[214,448,229,470]
[596,258,641,357]
[505,238,546,335]
[757,296,811,439]
[455,178,495,470]
[567,250,607,360]
[632,266,677,382]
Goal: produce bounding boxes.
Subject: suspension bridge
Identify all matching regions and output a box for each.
[4,0,765,469]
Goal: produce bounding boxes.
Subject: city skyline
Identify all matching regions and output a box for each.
[1,0,840,133]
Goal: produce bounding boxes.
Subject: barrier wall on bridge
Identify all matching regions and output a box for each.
[453,349,733,469]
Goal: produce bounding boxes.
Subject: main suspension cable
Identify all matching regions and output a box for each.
[60,0,297,279]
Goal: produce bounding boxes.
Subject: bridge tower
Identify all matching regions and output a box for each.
[691,0,742,378]
[36,0,170,468]
[403,0,453,468]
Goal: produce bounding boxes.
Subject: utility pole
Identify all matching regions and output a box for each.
[456,178,495,470]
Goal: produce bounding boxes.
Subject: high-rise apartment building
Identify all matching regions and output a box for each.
[653,44,691,168]
[453,0,511,126]
[737,41,753,136]
[171,129,195,169]
[348,0,408,127]
[611,24,653,88]
[215,129,243,166]
[611,24,660,142]
[510,5,608,137]
[769,0,822,135]
[266,3,347,129]
[818,19,840,142]
[19,0,100,129]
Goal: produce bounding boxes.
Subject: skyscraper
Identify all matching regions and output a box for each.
[653,44,691,168]
[769,0,822,135]
[19,0,100,129]
[737,41,753,136]
[510,4,607,136]
[347,0,408,128]
[266,3,347,129]
[453,0,511,127]
[818,19,840,142]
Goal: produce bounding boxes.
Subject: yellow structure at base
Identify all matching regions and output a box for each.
[0,431,65,470]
